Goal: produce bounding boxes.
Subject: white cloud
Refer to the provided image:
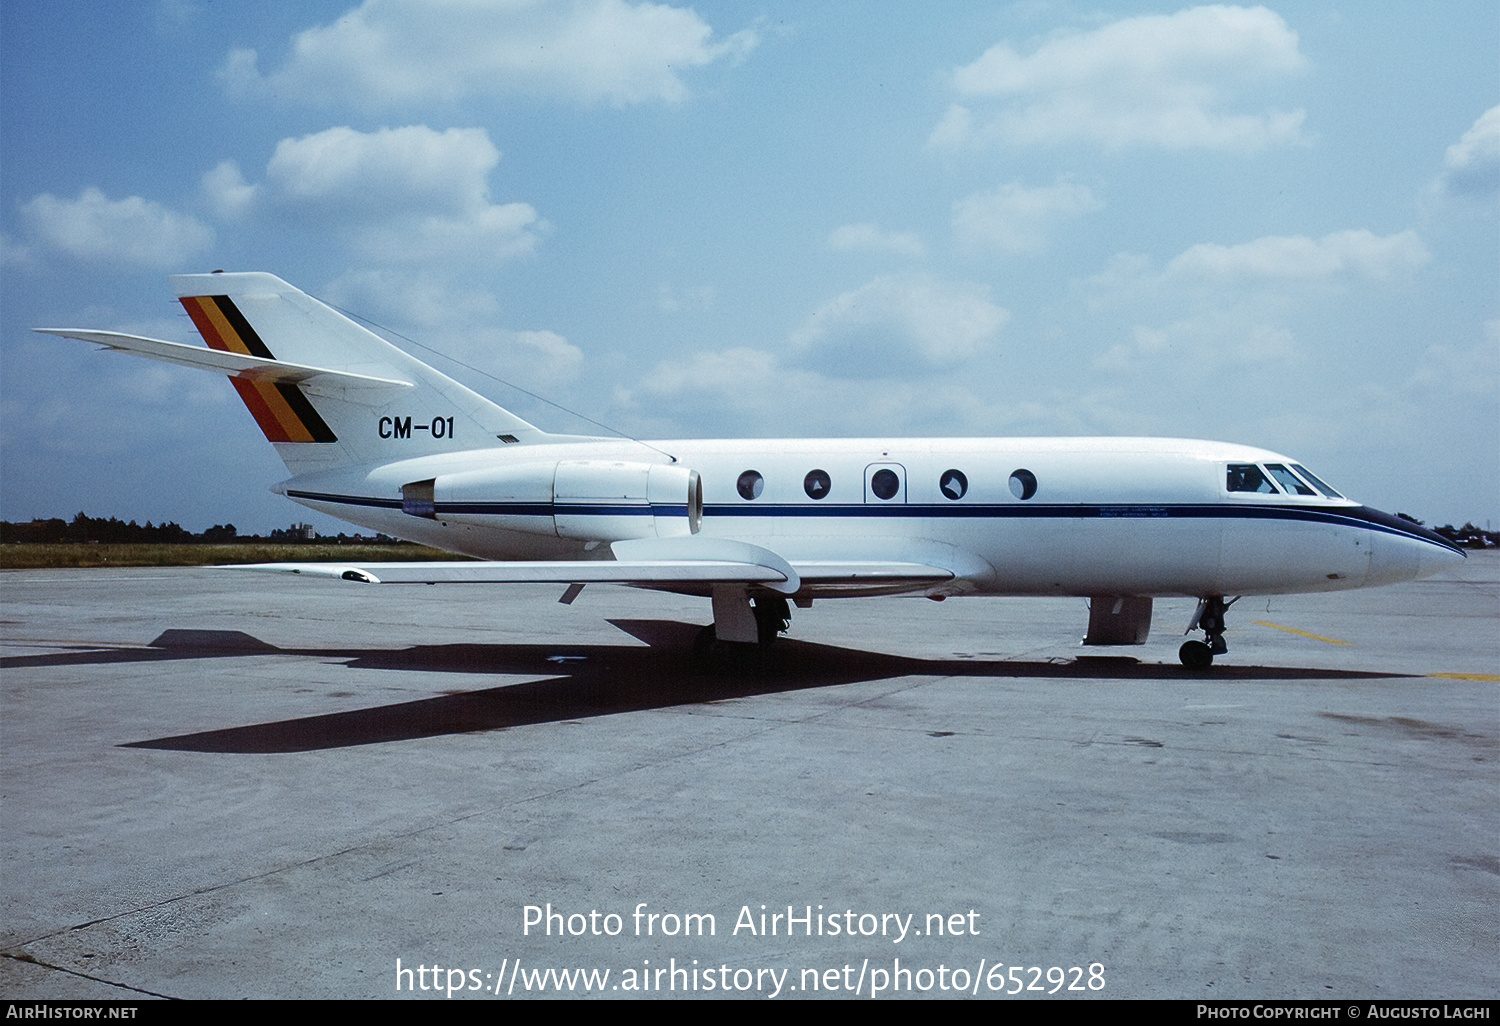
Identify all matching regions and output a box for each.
[614,275,1014,438]
[1084,230,1432,387]
[1437,105,1500,199]
[621,347,949,438]
[1093,315,1298,375]
[1091,230,1431,297]
[19,188,214,268]
[934,5,1308,151]
[0,233,32,267]
[268,125,495,208]
[656,283,716,313]
[617,345,1106,440]
[201,160,259,220]
[154,0,197,35]
[323,270,583,388]
[379,203,542,264]
[1403,320,1500,400]
[952,180,1102,252]
[259,125,542,263]
[636,346,781,399]
[790,274,1009,375]
[827,222,926,258]
[510,330,585,382]
[223,0,757,108]
[928,105,975,151]
[1165,230,1430,281]
[323,268,503,327]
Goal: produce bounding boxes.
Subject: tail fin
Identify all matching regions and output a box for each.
[171,272,546,473]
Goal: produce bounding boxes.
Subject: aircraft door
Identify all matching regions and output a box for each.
[864,463,907,503]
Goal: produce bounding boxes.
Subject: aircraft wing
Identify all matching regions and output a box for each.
[219,537,957,596]
[223,558,794,587]
[35,329,412,390]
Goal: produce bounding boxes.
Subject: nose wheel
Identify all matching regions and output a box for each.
[1181,596,1235,668]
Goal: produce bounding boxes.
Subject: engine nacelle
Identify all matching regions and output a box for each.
[409,460,702,541]
[554,460,702,540]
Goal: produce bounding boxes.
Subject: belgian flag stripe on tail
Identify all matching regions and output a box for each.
[180,295,337,443]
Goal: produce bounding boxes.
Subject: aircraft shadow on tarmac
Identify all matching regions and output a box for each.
[0,619,1408,754]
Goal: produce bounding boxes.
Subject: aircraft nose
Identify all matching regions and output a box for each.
[1365,516,1466,586]
[1417,538,1467,579]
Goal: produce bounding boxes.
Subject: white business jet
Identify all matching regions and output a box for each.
[40,272,1465,668]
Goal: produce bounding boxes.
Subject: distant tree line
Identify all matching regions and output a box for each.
[1429,523,1498,549]
[1393,513,1497,548]
[0,513,404,545]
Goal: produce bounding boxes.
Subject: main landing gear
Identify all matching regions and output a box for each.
[1179,595,1236,669]
[693,588,793,665]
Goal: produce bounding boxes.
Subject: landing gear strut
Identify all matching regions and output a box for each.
[694,588,792,665]
[1180,595,1236,668]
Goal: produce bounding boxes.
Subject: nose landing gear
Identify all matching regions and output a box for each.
[1180,595,1236,668]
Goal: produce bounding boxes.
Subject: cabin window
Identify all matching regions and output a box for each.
[1265,463,1316,496]
[1291,464,1343,499]
[870,468,900,500]
[940,469,968,500]
[1226,464,1278,494]
[803,469,831,500]
[736,470,764,500]
[1009,469,1038,500]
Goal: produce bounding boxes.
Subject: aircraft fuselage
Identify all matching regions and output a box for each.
[273,435,1461,601]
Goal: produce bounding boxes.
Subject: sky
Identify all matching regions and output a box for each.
[2,1,1496,535]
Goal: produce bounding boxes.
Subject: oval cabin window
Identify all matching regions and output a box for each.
[940,469,967,500]
[1009,469,1038,500]
[870,468,901,500]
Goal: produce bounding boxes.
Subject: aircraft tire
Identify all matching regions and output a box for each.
[691,624,771,674]
[1179,640,1214,669]
[693,624,719,662]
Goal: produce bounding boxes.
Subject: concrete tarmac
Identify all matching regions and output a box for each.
[2,554,1496,999]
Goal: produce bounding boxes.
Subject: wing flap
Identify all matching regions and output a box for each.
[36,330,412,390]
[793,561,953,583]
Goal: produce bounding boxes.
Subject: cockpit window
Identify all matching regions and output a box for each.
[1291,464,1343,499]
[1264,463,1316,496]
[1226,464,1278,494]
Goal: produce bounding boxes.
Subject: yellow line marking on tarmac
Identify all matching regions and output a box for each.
[1251,621,1351,646]
[1428,673,1500,682]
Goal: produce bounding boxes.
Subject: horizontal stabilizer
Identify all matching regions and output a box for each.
[36,330,412,390]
